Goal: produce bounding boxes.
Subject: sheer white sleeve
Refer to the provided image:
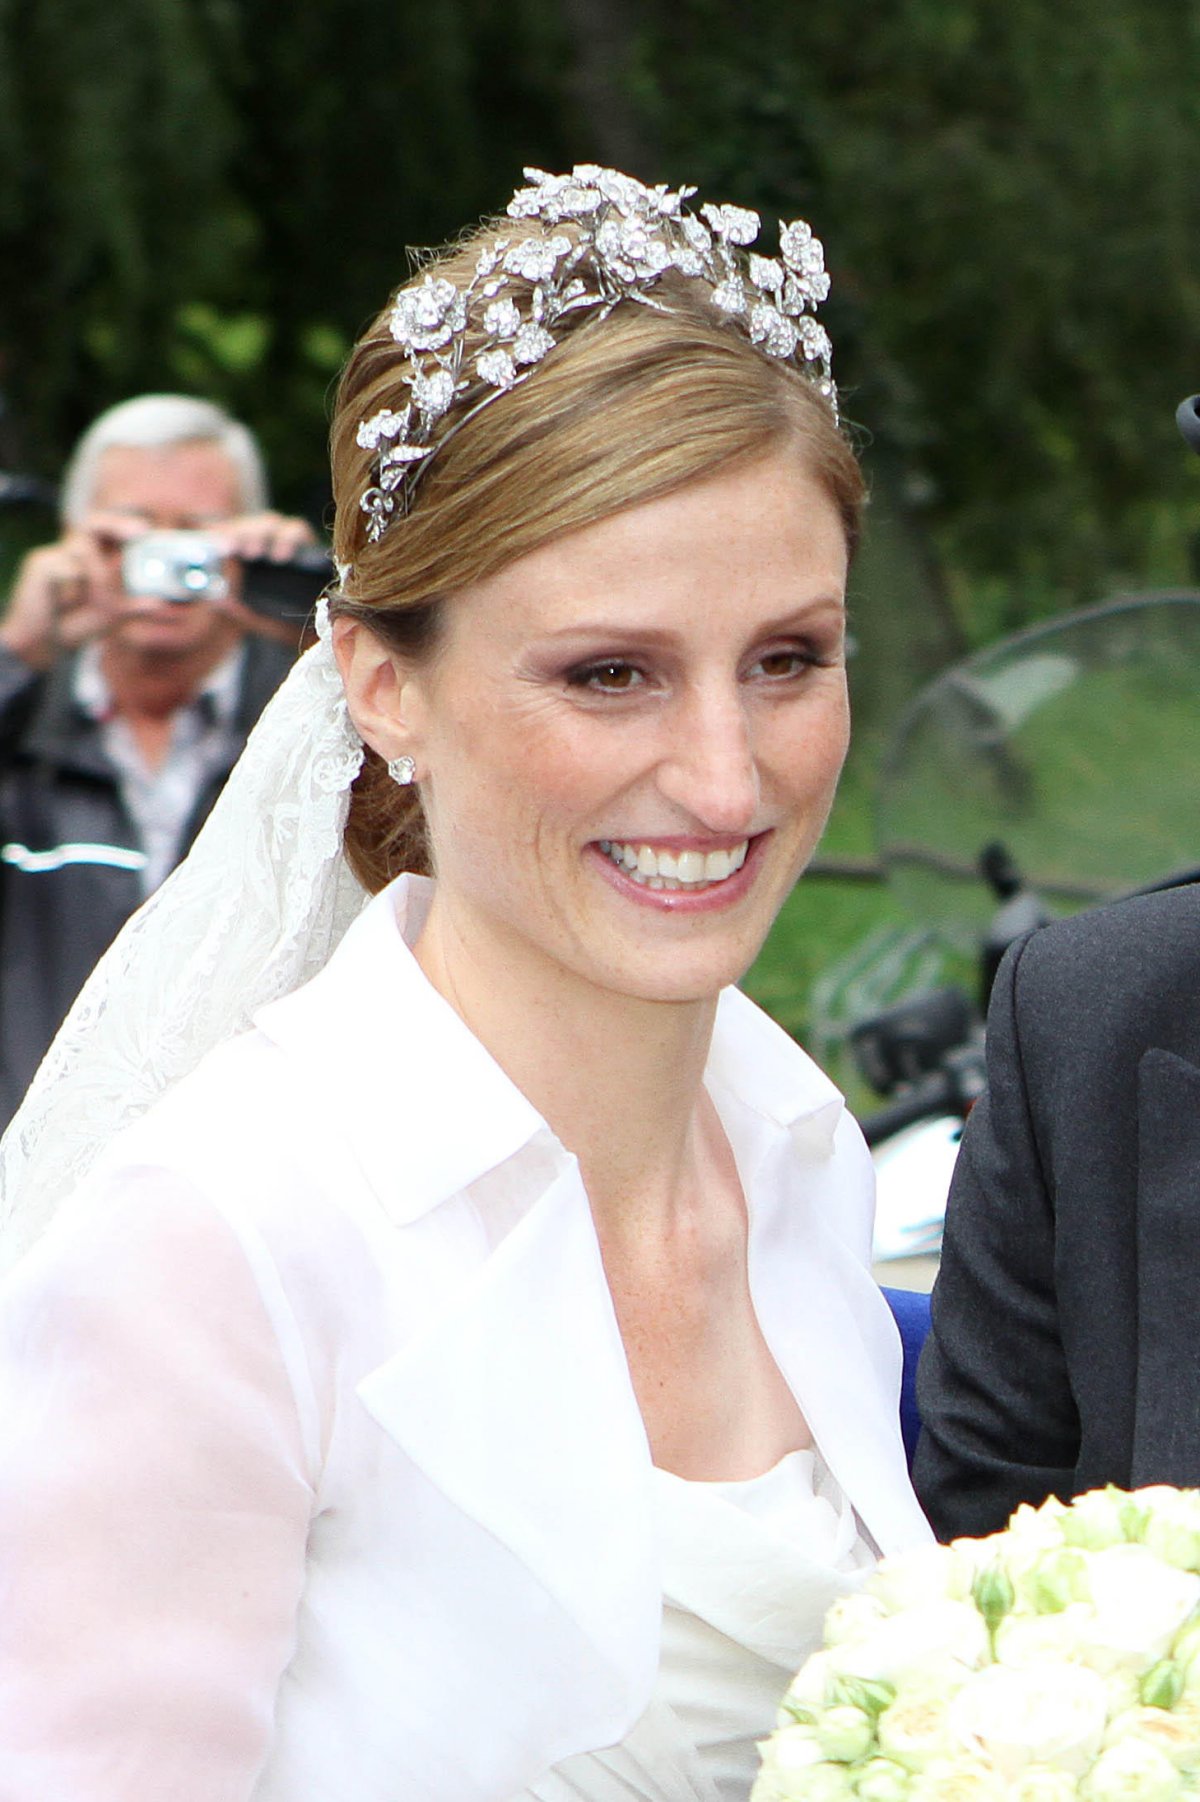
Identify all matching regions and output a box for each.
[0,1168,317,1799]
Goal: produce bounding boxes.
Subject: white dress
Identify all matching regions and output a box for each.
[521,1449,873,1802]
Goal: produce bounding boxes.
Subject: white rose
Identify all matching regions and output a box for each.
[853,1758,913,1802]
[1140,1493,1200,1575]
[1015,1548,1091,1614]
[1083,1547,1200,1668]
[877,1687,956,1772]
[995,1604,1097,1669]
[1062,1491,1135,1554]
[818,1705,876,1764]
[1082,1737,1183,1802]
[829,1602,990,1687]
[1005,1499,1071,1556]
[1133,1489,1200,1519]
[784,1650,837,1716]
[805,1765,859,1802]
[909,1755,1008,1802]
[947,1662,1109,1779]
[871,1548,970,1613]
[1013,1768,1081,1802]
[1104,1674,1145,1720]
[751,1725,827,1802]
[826,1594,891,1646]
[1106,1704,1200,1772]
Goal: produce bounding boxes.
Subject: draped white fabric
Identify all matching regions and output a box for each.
[521,1451,874,1802]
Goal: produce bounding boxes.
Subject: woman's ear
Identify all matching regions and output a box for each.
[331,617,426,768]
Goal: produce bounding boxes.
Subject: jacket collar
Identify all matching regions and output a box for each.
[255,872,847,1229]
[256,876,556,1223]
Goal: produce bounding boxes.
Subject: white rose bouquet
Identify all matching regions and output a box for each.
[753,1487,1200,1802]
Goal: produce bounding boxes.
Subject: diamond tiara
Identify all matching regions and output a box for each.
[355,164,836,546]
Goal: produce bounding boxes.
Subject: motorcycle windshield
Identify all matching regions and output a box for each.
[876,591,1200,953]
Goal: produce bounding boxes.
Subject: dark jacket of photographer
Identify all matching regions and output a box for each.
[0,637,293,1132]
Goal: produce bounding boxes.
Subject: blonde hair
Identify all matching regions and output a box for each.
[330,218,864,894]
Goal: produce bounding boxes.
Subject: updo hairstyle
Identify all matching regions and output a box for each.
[330,213,864,895]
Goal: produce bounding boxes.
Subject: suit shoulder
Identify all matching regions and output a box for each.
[1014,883,1200,993]
[1000,884,1200,1077]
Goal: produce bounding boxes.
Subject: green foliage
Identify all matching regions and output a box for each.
[0,0,574,508]
[632,0,1200,626]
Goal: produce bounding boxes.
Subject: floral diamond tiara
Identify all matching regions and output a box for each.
[356,164,836,545]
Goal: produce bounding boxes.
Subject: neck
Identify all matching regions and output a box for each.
[413,897,723,1239]
[99,634,237,722]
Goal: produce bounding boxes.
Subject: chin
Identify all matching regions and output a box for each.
[590,937,766,1006]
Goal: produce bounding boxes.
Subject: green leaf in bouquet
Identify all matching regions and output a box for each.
[833,1676,898,1718]
[1140,1660,1186,1712]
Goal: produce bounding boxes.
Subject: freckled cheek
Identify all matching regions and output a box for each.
[474,711,630,821]
[766,691,850,802]
[430,710,620,871]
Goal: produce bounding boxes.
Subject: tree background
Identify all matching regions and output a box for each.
[3,0,1200,731]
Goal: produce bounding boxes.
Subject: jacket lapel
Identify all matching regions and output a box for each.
[354,1156,660,1779]
[708,990,932,1558]
[1132,1047,1200,1486]
[744,1124,934,1556]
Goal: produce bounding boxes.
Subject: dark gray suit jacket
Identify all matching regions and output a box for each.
[913,883,1200,1541]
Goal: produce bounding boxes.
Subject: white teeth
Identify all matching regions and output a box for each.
[597,839,750,888]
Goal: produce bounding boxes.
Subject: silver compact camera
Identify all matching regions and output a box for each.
[122,531,229,604]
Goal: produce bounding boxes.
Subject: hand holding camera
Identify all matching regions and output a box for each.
[0,509,330,672]
[123,529,332,621]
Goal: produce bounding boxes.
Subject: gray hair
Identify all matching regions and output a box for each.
[59,394,269,525]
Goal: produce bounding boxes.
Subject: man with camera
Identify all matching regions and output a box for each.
[0,393,319,1130]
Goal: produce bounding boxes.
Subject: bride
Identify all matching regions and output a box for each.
[0,167,930,1801]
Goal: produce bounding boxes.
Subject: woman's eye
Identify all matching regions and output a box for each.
[752,648,812,680]
[568,660,644,693]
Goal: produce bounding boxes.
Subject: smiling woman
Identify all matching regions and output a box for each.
[335,454,850,1016]
[0,168,930,1802]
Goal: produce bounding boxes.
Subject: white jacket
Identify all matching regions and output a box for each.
[0,875,930,1801]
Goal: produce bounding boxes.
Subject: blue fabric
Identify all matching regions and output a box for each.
[881,1287,931,1471]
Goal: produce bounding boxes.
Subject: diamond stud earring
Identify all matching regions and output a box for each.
[387,754,417,786]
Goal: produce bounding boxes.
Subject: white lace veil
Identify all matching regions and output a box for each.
[0,604,369,1274]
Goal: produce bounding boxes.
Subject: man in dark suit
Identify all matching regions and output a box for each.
[913,881,1200,1541]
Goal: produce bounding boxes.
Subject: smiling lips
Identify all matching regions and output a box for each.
[596,838,750,891]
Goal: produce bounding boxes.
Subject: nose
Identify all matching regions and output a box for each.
[655,684,761,833]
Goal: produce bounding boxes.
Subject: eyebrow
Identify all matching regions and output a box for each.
[537,598,847,647]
